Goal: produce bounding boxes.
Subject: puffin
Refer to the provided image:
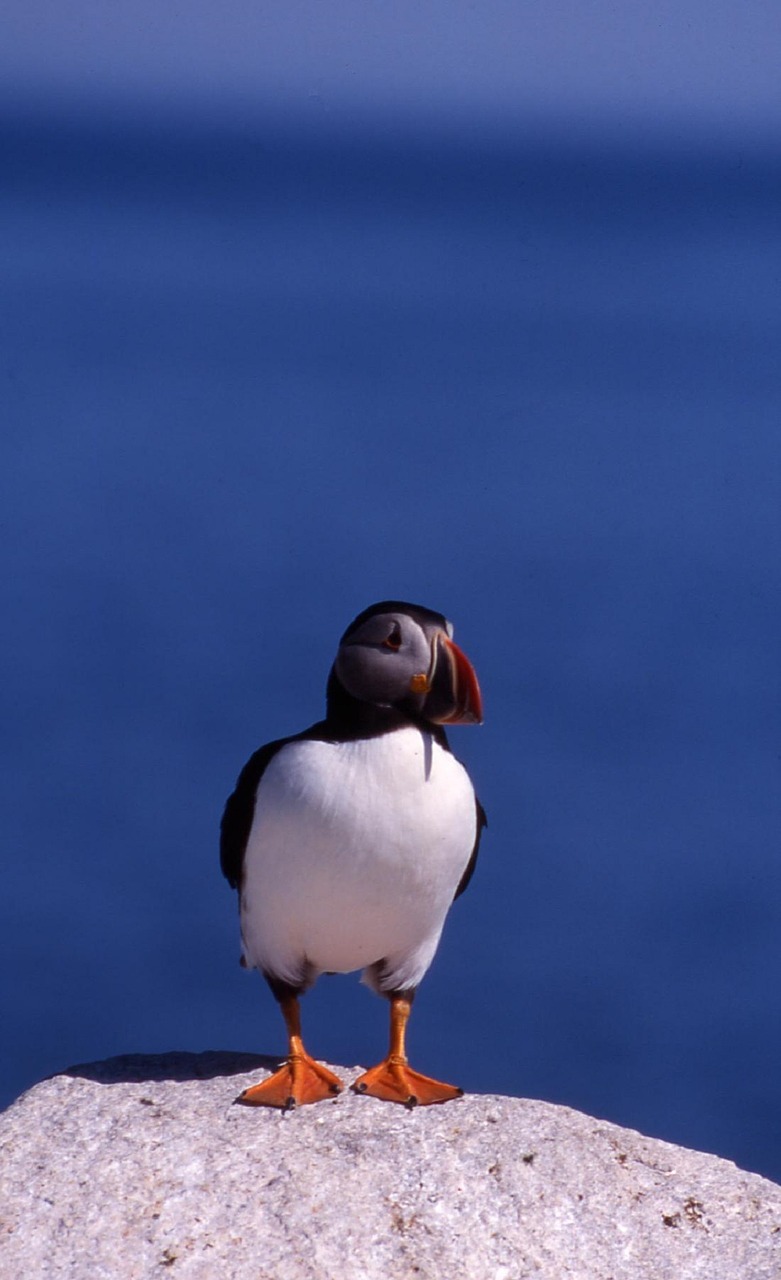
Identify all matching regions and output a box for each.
[220,600,485,1109]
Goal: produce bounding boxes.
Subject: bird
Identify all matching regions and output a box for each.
[220,599,485,1109]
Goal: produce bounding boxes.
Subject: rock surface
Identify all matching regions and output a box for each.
[1,1052,779,1280]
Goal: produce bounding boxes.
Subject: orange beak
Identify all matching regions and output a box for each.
[423,633,483,725]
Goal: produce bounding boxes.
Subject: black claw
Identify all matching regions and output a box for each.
[354,1082,367,1093]
[405,1095,419,1109]
[283,1096,297,1112]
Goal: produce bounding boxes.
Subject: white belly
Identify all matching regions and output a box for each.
[239,728,477,993]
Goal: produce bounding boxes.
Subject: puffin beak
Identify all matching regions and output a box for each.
[423,632,483,725]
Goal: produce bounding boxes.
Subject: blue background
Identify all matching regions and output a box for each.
[1,0,780,1184]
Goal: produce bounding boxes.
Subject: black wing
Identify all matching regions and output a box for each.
[218,716,351,891]
[453,796,487,900]
[219,737,293,891]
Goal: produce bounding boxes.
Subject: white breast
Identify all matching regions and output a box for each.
[239,728,477,993]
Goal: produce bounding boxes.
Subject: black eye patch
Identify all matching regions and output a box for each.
[383,622,403,650]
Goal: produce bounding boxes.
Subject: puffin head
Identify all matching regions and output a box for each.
[330,600,483,726]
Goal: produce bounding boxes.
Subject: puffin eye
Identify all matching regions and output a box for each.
[382,622,403,651]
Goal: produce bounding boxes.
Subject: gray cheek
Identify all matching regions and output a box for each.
[334,647,400,702]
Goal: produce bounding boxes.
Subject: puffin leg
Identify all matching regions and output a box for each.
[237,993,343,1109]
[352,992,463,1107]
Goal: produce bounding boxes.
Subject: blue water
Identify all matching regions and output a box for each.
[1,105,779,1180]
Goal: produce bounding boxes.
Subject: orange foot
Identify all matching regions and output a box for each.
[352,1056,463,1107]
[237,1054,343,1110]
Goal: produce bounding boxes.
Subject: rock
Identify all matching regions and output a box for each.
[1,1052,779,1280]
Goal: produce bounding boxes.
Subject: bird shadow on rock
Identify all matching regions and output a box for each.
[63,1050,280,1086]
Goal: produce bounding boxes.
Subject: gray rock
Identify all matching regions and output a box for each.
[1,1052,779,1280]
